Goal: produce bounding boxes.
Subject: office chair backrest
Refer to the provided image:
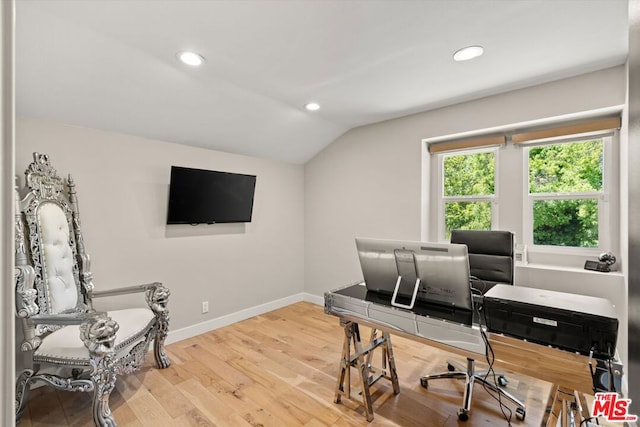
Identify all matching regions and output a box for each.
[450,229,514,294]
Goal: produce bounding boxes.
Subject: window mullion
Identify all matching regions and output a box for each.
[529,192,602,200]
[443,195,495,202]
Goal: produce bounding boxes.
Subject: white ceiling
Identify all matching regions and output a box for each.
[16,0,629,164]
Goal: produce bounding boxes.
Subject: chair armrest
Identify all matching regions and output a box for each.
[92,282,163,298]
[92,282,170,318]
[32,311,119,357]
[30,311,108,326]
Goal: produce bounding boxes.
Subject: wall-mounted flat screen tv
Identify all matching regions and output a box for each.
[167,166,256,225]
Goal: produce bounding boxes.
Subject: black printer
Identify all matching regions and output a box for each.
[483,284,618,359]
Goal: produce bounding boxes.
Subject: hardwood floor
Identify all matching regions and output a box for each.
[19,302,556,426]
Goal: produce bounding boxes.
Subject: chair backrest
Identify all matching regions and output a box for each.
[450,229,514,294]
[15,153,93,336]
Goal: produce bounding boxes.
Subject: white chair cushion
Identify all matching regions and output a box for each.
[38,202,78,313]
[34,308,155,364]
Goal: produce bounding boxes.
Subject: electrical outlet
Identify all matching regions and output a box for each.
[201,301,209,314]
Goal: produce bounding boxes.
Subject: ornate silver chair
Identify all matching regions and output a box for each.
[14,153,171,426]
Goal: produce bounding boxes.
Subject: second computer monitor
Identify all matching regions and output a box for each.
[413,242,472,310]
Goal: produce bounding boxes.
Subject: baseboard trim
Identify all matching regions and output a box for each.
[166,292,323,344]
[303,292,324,306]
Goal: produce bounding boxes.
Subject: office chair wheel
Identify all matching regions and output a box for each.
[420,377,429,388]
[447,363,456,371]
[497,375,508,387]
[515,407,526,421]
[457,408,469,421]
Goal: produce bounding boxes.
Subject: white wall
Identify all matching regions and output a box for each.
[1,1,15,424]
[15,118,305,335]
[304,65,628,367]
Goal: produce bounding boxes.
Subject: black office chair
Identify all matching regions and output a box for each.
[453,229,514,296]
[419,229,526,421]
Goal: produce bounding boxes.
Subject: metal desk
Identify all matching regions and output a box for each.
[324,282,615,426]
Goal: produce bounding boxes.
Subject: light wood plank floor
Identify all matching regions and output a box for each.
[19,302,560,426]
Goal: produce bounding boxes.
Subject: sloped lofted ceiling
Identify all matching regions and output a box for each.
[16,0,628,164]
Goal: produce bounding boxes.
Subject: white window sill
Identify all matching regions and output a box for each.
[516,261,623,277]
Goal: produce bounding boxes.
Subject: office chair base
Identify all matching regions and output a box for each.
[445,359,507,386]
[457,408,470,421]
[420,358,526,422]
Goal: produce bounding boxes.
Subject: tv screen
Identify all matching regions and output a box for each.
[167,166,256,224]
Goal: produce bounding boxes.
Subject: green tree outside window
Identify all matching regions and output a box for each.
[528,139,603,247]
[443,151,494,238]
[444,152,494,196]
[445,201,492,237]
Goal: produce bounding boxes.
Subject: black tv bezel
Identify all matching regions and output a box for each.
[166,165,256,225]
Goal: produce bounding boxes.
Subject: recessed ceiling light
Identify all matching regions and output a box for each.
[177,51,205,66]
[453,45,484,62]
[304,102,320,111]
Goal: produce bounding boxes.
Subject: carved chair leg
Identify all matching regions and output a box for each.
[91,357,117,427]
[154,321,171,369]
[147,284,171,369]
[80,314,119,427]
[15,369,34,421]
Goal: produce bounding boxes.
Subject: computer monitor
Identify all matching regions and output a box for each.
[355,238,472,311]
[355,237,412,296]
[413,242,472,310]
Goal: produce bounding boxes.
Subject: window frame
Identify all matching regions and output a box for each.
[436,146,499,240]
[429,132,618,263]
[522,134,613,255]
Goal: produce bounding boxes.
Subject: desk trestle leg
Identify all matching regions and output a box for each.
[542,384,591,427]
[333,320,400,421]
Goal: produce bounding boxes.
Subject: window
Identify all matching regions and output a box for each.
[525,137,609,250]
[428,118,619,267]
[440,148,496,239]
